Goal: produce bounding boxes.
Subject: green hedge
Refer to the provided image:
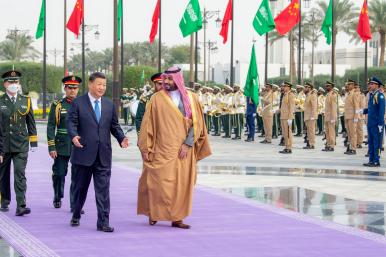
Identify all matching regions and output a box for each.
[0,62,63,94]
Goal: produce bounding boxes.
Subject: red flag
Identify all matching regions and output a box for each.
[149,0,160,44]
[67,0,84,37]
[274,0,300,36]
[219,0,232,44]
[357,0,372,42]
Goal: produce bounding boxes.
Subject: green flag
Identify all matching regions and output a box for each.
[35,0,45,39]
[140,70,145,85]
[179,0,203,37]
[244,45,259,105]
[117,0,123,41]
[321,0,333,45]
[253,0,275,36]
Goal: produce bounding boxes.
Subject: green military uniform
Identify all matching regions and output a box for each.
[135,91,153,134]
[0,91,37,211]
[47,97,76,209]
[120,92,130,125]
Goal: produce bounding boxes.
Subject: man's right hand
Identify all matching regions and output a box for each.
[72,136,84,148]
[141,152,150,162]
[0,155,3,164]
[49,151,57,159]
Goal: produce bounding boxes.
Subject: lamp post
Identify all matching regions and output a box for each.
[207,41,218,82]
[297,0,311,85]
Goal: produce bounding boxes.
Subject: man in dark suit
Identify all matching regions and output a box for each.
[67,72,129,232]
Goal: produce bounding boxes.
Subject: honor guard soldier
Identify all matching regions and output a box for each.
[322,82,338,151]
[294,85,306,136]
[355,84,366,149]
[303,82,318,149]
[272,84,280,139]
[245,95,257,142]
[211,86,223,136]
[363,77,385,167]
[261,83,274,144]
[279,82,295,154]
[222,85,233,138]
[202,87,213,133]
[317,88,326,135]
[344,79,360,155]
[120,88,130,125]
[0,70,37,216]
[135,73,163,134]
[47,76,80,209]
[232,85,245,140]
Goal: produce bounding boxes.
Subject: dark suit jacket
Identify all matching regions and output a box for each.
[67,93,125,168]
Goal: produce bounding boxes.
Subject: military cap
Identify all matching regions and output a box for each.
[151,72,163,83]
[333,87,340,93]
[272,84,279,90]
[296,84,304,89]
[265,83,273,88]
[346,79,357,85]
[291,88,296,92]
[2,70,21,82]
[62,75,81,87]
[305,81,314,88]
[213,86,221,90]
[233,84,240,88]
[325,81,335,86]
[283,81,293,88]
[318,87,325,92]
[368,76,383,86]
[224,85,233,90]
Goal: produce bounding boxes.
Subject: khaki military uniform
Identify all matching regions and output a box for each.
[261,91,274,142]
[202,92,213,133]
[344,90,360,151]
[356,91,366,146]
[280,91,295,149]
[304,89,318,147]
[0,93,37,208]
[324,90,338,148]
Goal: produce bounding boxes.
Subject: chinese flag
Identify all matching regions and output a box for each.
[149,0,160,44]
[67,0,84,37]
[274,0,300,36]
[219,0,232,44]
[357,0,372,42]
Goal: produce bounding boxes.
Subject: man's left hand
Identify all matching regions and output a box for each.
[178,144,191,159]
[0,155,3,163]
[121,137,129,148]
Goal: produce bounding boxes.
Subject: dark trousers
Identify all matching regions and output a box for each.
[223,114,231,137]
[72,156,111,227]
[246,114,256,139]
[295,112,303,135]
[122,108,129,125]
[273,113,279,137]
[0,152,28,207]
[204,114,212,133]
[256,115,264,133]
[233,114,244,138]
[340,116,346,133]
[368,126,383,164]
[317,114,324,134]
[213,115,221,135]
[52,155,76,209]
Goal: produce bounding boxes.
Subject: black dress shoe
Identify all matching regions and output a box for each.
[171,221,191,229]
[303,145,315,149]
[16,207,31,216]
[97,226,114,232]
[70,218,80,227]
[0,203,9,212]
[295,134,302,137]
[344,150,356,155]
[322,147,334,152]
[245,138,254,142]
[53,201,62,209]
[279,149,292,154]
[365,153,369,157]
[278,142,285,146]
[357,144,362,149]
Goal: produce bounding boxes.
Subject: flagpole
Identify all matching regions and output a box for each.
[158,0,162,72]
[297,0,302,85]
[264,33,268,85]
[113,0,120,113]
[43,0,47,119]
[82,0,86,93]
[230,0,234,87]
[364,0,368,87]
[195,31,198,82]
[64,0,67,75]
[331,0,335,82]
[120,0,124,94]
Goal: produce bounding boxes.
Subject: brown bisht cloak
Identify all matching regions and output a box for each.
[137,90,211,221]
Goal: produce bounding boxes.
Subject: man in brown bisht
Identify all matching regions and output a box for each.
[137,66,211,229]
[303,82,318,149]
[279,82,295,154]
[322,82,338,152]
[344,79,360,155]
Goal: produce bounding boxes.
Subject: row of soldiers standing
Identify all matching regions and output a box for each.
[195,77,385,166]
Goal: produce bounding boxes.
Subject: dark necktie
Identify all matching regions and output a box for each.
[11,96,16,104]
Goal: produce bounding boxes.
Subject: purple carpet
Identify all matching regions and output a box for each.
[0,145,386,257]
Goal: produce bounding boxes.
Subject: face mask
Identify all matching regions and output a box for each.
[7,83,20,94]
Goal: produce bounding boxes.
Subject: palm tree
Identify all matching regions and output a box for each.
[368,0,386,67]
[0,31,40,61]
[316,0,358,77]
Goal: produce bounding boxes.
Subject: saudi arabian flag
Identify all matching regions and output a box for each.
[35,0,45,39]
[321,0,333,45]
[244,45,259,105]
[117,0,123,41]
[179,0,203,37]
[253,0,275,36]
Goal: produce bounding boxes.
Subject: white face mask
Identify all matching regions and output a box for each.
[7,83,20,94]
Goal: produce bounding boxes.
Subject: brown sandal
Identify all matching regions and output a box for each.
[171,220,191,229]
[149,218,157,226]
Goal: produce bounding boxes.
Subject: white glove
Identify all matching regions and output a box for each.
[253,113,257,117]
[353,119,358,123]
[355,109,363,114]
[379,126,383,133]
[30,147,37,152]
[287,120,293,126]
[310,117,315,121]
[331,120,336,123]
